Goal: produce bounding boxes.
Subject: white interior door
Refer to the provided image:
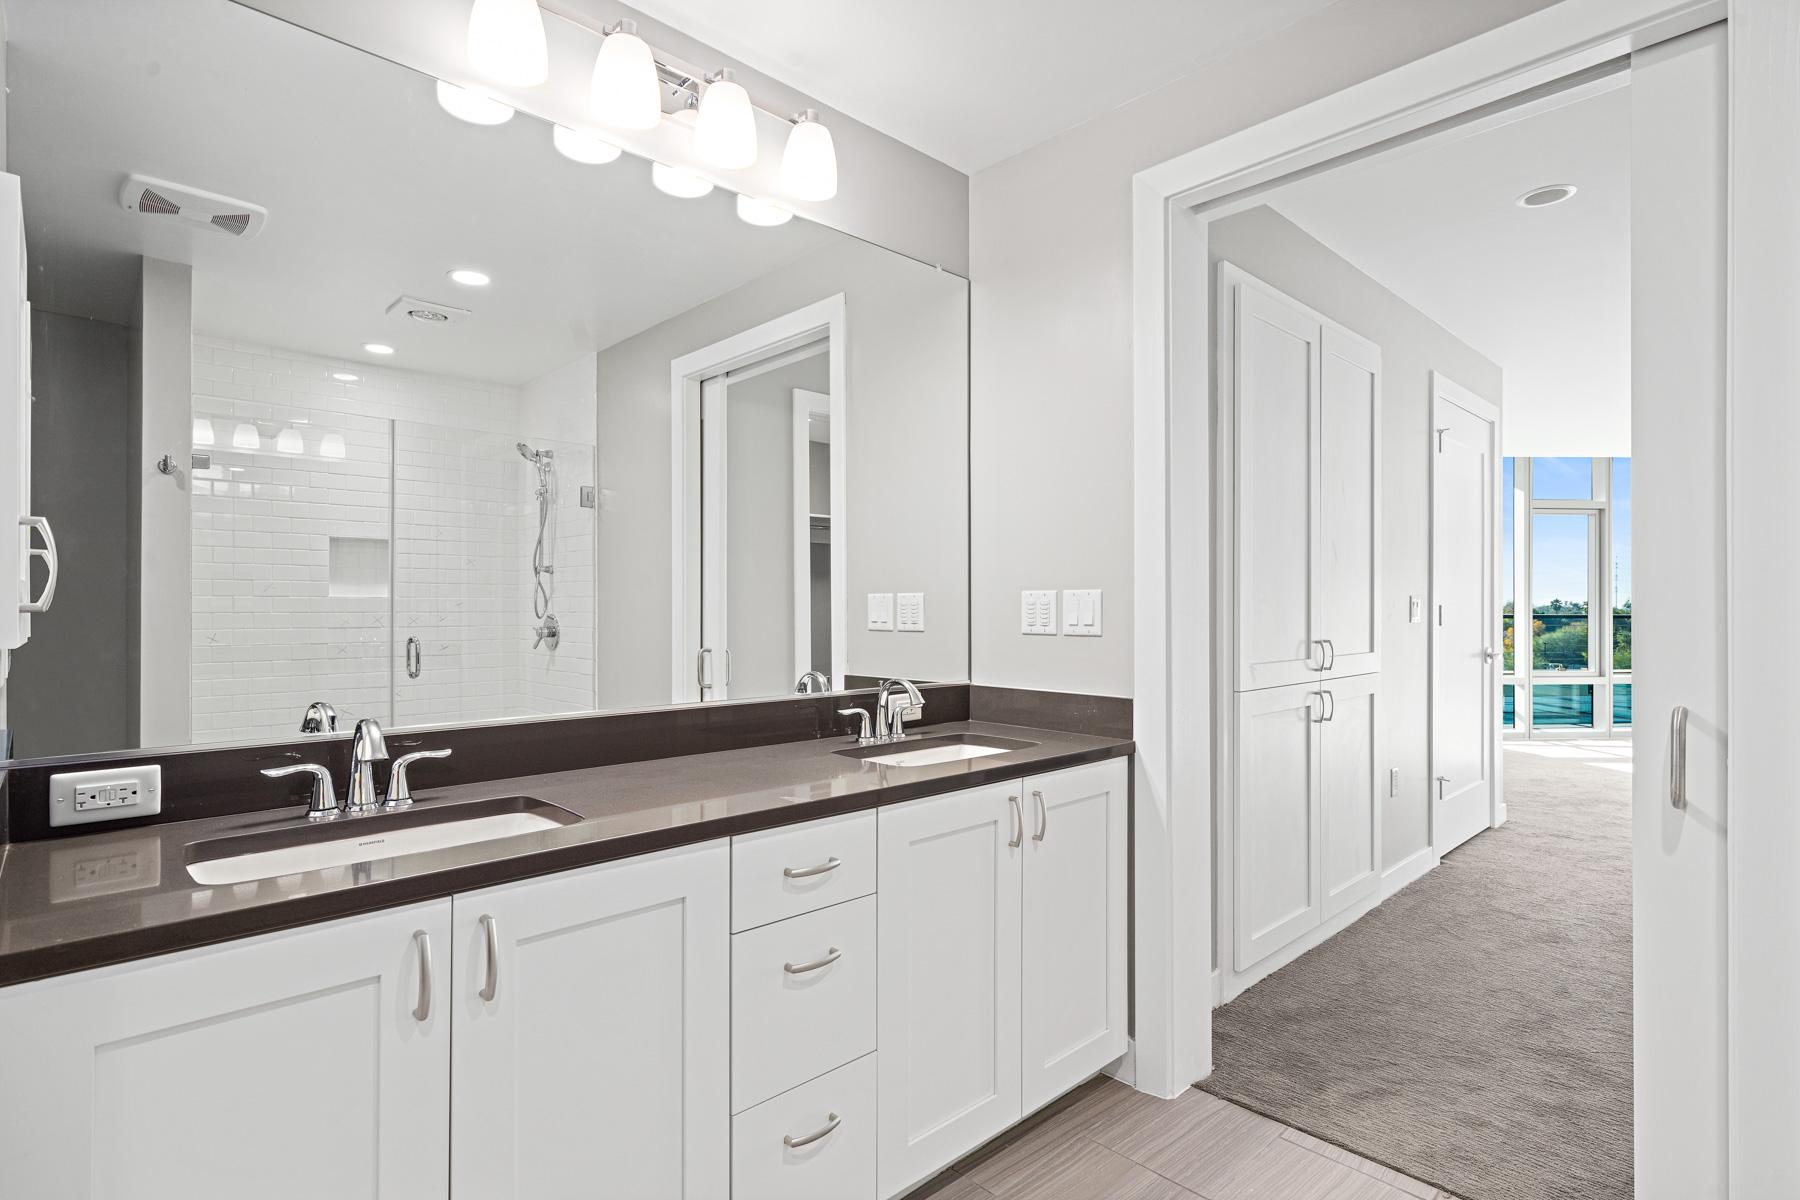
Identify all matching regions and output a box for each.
[1233,682,1322,969]
[1631,25,1729,1197]
[1228,268,1321,690]
[1431,375,1499,856]
[698,374,729,700]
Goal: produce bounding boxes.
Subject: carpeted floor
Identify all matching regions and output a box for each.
[1202,742,1633,1200]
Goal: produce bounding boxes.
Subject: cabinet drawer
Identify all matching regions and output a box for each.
[732,1053,877,1200]
[732,810,876,932]
[732,895,876,1112]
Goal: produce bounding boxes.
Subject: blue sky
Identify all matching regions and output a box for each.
[1504,457,1632,610]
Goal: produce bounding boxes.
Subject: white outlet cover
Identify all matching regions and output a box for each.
[897,592,925,632]
[1062,589,1104,636]
[867,592,895,631]
[1021,589,1057,635]
[49,764,163,828]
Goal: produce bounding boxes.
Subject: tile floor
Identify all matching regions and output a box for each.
[913,1076,1457,1200]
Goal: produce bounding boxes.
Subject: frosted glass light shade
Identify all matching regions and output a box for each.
[192,417,215,447]
[436,80,515,126]
[590,23,661,130]
[276,426,305,454]
[320,432,347,460]
[781,113,837,201]
[232,422,260,451]
[652,162,713,199]
[467,0,548,87]
[552,124,623,165]
[735,195,792,226]
[695,74,757,169]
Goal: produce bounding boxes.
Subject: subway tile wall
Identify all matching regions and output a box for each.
[190,337,597,745]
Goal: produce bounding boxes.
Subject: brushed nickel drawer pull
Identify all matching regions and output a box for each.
[1008,794,1023,848]
[479,913,500,1002]
[412,930,433,1022]
[784,946,842,975]
[1031,789,1047,842]
[783,856,842,880]
[783,1112,841,1149]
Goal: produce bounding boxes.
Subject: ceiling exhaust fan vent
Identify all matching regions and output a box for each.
[118,174,268,239]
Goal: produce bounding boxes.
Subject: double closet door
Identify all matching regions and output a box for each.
[1223,263,1382,979]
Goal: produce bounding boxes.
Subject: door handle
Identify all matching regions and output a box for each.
[783,1112,841,1149]
[1311,639,1327,671]
[1670,706,1689,810]
[1436,775,1449,799]
[405,636,422,679]
[412,930,433,1022]
[1310,693,1326,723]
[1007,795,1023,849]
[1321,638,1336,670]
[1483,647,1499,663]
[478,913,500,1003]
[1031,789,1047,842]
[1322,690,1336,722]
[696,647,714,696]
[19,515,58,614]
[783,946,842,975]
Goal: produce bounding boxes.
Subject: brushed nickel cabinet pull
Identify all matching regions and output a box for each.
[1670,705,1689,810]
[1032,789,1047,842]
[783,856,841,880]
[479,913,500,1002]
[412,930,432,1022]
[783,1112,841,1149]
[784,946,842,975]
[1008,795,1023,849]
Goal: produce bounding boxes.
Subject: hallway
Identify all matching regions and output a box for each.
[1201,742,1633,1200]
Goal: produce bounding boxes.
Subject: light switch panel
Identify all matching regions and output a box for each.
[1408,595,1423,623]
[897,592,925,632]
[867,592,895,631]
[50,765,163,828]
[1021,590,1057,635]
[1062,589,1103,636]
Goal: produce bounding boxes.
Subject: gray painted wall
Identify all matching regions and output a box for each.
[592,237,968,710]
[9,311,137,757]
[1210,204,1502,872]
[966,0,1555,699]
[133,257,193,748]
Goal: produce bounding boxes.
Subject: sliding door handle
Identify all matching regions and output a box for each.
[19,516,58,614]
[1670,706,1689,810]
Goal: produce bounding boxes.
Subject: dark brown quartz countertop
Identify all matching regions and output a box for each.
[0,721,1130,988]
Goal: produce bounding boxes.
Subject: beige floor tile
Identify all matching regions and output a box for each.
[966,1132,1201,1200]
[1279,1129,1439,1199]
[1205,1135,1422,1200]
[1084,1087,1287,1195]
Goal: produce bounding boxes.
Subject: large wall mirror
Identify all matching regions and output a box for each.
[1,0,969,761]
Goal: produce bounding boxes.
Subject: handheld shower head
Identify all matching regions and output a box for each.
[516,442,538,462]
[517,443,555,465]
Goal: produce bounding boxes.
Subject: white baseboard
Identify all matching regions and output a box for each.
[1210,967,1223,1007]
[1381,845,1439,899]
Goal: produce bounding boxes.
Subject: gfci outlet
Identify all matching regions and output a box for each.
[49,764,163,829]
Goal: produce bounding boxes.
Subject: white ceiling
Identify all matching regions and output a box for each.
[7,0,842,385]
[621,0,1345,173]
[1271,82,1631,455]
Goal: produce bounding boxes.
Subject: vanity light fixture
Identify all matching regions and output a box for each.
[735,194,792,227]
[448,268,492,287]
[782,110,838,201]
[232,422,261,451]
[362,342,396,356]
[552,124,623,165]
[192,417,215,447]
[467,0,548,87]
[435,80,515,126]
[590,20,661,130]
[652,162,713,199]
[331,371,361,383]
[276,426,305,455]
[1517,183,1578,208]
[320,432,347,460]
[694,69,757,169]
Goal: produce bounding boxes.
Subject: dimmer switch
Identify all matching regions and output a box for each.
[1021,590,1057,635]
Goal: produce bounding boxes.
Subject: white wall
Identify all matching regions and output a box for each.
[135,257,193,748]
[592,238,968,710]
[967,0,1558,699]
[1211,206,1503,871]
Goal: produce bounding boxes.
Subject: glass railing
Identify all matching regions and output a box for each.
[1533,683,1594,728]
[1612,681,1632,727]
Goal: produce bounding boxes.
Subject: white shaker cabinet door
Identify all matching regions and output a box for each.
[877,781,1023,1200]
[1316,326,1381,680]
[1020,757,1129,1114]
[0,900,452,1200]
[1229,270,1323,691]
[1319,672,1381,921]
[450,839,731,1200]
[1233,682,1323,970]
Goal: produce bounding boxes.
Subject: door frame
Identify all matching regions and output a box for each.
[668,294,846,703]
[789,386,846,686]
[1128,0,1749,1106]
[1428,371,1503,854]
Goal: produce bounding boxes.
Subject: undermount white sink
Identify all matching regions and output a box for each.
[856,743,1014,768]
[186,797,578,886]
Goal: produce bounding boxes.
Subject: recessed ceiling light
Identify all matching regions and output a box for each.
[735,195,793,227]
[1517,184,1577,208]
[448,268,491,287]
[331,371,361,383]
[435,80,515,126]
[552,124,623,165]
[652,162,713,199]
[363,343,396,356]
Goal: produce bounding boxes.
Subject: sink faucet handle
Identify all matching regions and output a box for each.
[261,763,340,820]
[385,748,452,809]
[837,708,874,745]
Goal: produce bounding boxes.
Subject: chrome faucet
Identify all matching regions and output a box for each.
[299,700,338,734]
[796,671,830,694]
[874,679,924,741]
[346,718,389,814]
